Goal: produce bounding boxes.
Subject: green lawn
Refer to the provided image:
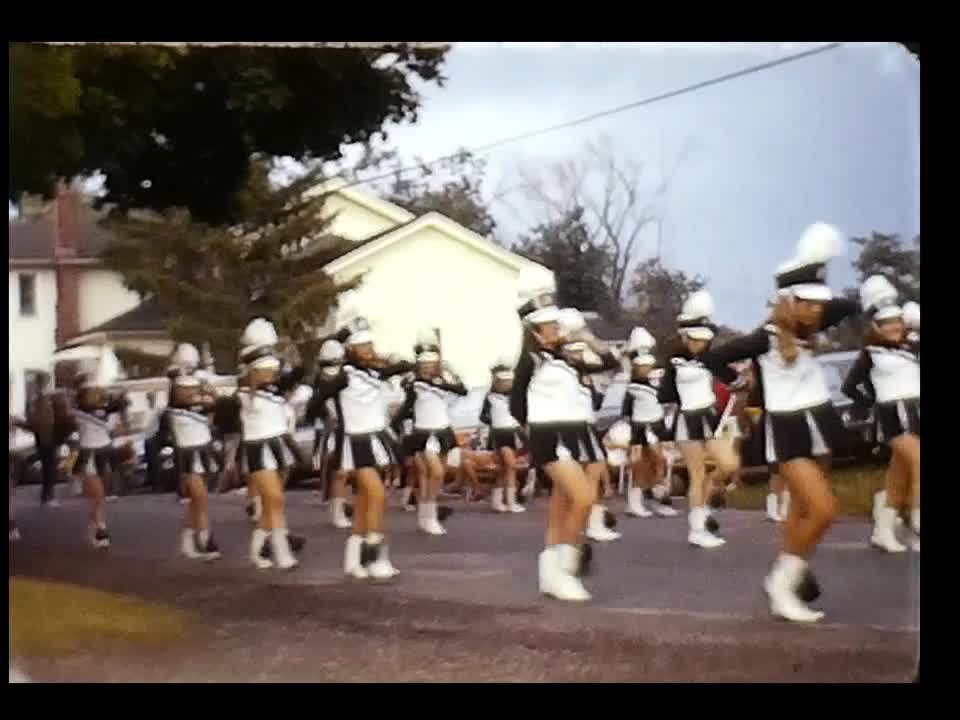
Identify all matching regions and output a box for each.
[9,578,191,657]
[727,465,884,518]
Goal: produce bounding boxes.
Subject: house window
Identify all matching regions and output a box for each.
[19,274,36,317]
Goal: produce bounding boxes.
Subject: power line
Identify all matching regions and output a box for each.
[338,42,843,192]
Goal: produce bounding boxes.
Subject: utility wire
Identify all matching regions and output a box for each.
[337,42,843,191]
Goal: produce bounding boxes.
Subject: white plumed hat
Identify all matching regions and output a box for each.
[171,343,200,371]
[860,275,902,322]
[677,290,717,341]
[628,327,656,353]
[516,265,560,325]
[557,308,586,337]
[775,222,845,302]
[902,301,920,331]
[318,339,345,364]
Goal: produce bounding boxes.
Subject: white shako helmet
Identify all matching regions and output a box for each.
[170,343,201,374]
[239,318,281,372]
[628,327,657,367]
[774,222,845,302]
[860,275,903,323]
[516,265,560,325]
[902,301,920,331]
[318,339,346,365]
[677,290,717,342]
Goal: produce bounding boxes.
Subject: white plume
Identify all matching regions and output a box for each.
[860,275,899,311]
[334,289,362,327]
[319,339,345,363]
[416,328,440,347]
[95,347,124,386]
[607,420,631,447]
[516,264,556,303]
[902,301,920,330]
[680,290,715,320]
[557,308,586,336]
[241,318,278,348]
[171,343,200,370]
[796,222,845,264]
[628,327,656,352]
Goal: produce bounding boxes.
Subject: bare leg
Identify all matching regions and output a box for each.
[781,459,836,557]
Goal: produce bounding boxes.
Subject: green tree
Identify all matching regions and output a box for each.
[100,160,355,369]
[383,149,498,240]
[11,43,448,224]
[626,259,707,357]
[515,207,617,317]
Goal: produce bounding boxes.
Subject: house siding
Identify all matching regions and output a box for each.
[8,269,58,415]
[78,270,142,332]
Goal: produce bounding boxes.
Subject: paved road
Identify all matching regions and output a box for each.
[9,488,919,682]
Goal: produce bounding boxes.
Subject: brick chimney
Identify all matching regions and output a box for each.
[53,182,82,347]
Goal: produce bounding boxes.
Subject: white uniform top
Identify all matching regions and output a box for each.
[527,353,591,425]
[167,407,212,448]
[671,358,717,413]
[626,382,665,423]
[577,380,597,425]
[339,365,390,435]
[867,346,921,404]
[238,388,290,442]
[757,334,832,413]
[487,393,519,430]
[412,380,455,431]
[75,409,117,450]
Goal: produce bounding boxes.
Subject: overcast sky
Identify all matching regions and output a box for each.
[373,41,920,331]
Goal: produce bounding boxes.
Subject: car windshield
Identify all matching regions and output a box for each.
[817,353,857,405]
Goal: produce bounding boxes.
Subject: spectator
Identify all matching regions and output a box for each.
[18,373,71,507]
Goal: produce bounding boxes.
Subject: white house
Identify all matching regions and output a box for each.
[8,188,143,415]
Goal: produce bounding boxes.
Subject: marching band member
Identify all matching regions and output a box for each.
[622,328,678,519]
[557,309,621,542]
[480,363,527,513]
[160,344,221,561]
[700,223,860,623]
[391,329,467,535]
[307,337,353,529]
[842,277,920,553]
[72,353,128,549]
[658,290,742,549]
[321,293,412,579]
[511,267,614,602]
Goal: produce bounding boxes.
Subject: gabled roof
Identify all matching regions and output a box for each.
[308,177,416,227]
[9,212,115,261]
[63,297,165,348]
[323,211,539,276]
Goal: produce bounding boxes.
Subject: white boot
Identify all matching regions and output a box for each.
[653,494,679,517]
[344,534,369,579]
[366,532,400,579]
[491,488,508,513]
[780,490,791,519]
[250,528,273,569]
[871,507,907,553]
[402,486,416,511]
[506,487,526,513]
[764,553,825,623]
[626,487,653,518]
[330,498,352,529]
[421,501,446,535]
[586,505,621,542]
[910,507,920,552]
[872,490,886,525]
[688,507,725,548]
[271,528,299,570]
[538,546,591,602]
[766,493,783,523]
[521,469,537,499]
[180,529,201,559]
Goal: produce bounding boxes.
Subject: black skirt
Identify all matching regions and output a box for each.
[631,420,667,448]
[584,424,606,464]
[487,427,528,451]
[750,412,780,474]
[875,398,920,443]
[241,434,303,474]
[408,427,458,457]
[670,407,721,443]
[764,403,844,465]
[176,445,219,476]
[528,422,593,468]
[314,428,344,479]
[75,446,114,478]
[341,431,399,472]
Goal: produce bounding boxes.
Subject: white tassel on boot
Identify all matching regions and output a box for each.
[586,505,621,542]
[626,487,653,518]
[366,532,400,579]
[506,487,526,513]
[250,528,273,569]
[688,507,725,548]
[764,553,824,623]
[871,506,907,553]
[330,498,352,529]
[491,488,508,513]
[180,529,201,559]
[271,528,299,570]
[538,545,591,602]
[766,493,783,523]
[344,534,369,579]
